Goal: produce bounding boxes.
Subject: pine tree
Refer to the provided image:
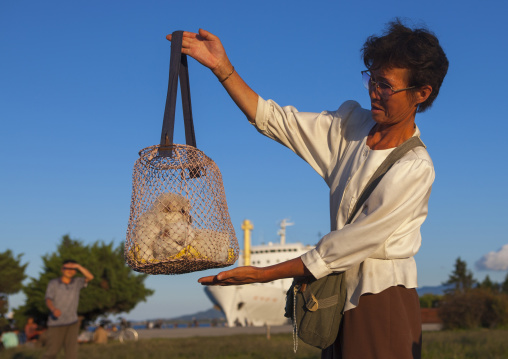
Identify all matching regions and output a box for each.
[502,273,508,294]
[479,275,499,292]
[0,250,28,325]
[16,235,154,326]
[443,257,476,293]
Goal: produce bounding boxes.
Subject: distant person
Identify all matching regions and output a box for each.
[93,323,108,344]
[77,330,91,344]
[119,317,129,329]
[1,326,19,349]
[25,317,41,342]
[172,18,448,359]
[43,260,93,359]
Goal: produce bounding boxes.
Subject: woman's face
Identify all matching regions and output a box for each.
[368,67,418,127]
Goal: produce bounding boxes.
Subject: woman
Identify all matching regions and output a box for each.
[168,20,448,358]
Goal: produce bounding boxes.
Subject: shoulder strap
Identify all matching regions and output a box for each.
[159,30,197,157]
[346,136,425,225]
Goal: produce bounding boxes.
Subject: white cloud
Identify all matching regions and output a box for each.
[476,244,508,271]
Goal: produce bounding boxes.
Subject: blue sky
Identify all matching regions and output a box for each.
[2,0,507,320]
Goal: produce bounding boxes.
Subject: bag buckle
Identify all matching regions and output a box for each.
[306,294,319,312]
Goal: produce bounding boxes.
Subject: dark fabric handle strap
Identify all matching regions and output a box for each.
[346,136,425,225]
[159,30,196,156]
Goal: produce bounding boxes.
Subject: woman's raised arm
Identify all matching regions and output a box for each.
[167,29,259,123]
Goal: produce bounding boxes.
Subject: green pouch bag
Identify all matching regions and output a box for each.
[284,272,346,350]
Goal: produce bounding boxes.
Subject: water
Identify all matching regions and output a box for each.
[88,323,213,332]
[133,323,212,330]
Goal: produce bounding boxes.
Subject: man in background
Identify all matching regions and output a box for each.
[43,260,93,359]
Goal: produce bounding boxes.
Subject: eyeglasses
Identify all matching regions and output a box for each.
[362,71,415,99]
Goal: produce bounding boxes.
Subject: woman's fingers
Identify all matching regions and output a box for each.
[198,267,262,286]
[166,30,207,44]
[197,273,234,286]
[197,28,217,41]
[197,275,218,285]
[166,30,218,67]
[198,271,231,285]
[165,29,232,78]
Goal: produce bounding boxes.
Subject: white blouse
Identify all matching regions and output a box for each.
[253,97,435,311]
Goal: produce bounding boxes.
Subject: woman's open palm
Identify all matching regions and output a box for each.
[198,266,264,286]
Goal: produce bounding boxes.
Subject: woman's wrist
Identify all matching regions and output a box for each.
[212,60,234,83]
[219,66,235,83]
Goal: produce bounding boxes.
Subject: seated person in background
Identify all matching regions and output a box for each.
[1,326,19,349]
[25,317,41,342]
[93,323,108,344]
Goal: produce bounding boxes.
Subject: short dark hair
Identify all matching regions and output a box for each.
[62,259,77,265]
[361,19,449,113]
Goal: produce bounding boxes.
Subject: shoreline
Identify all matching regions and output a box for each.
[135,323,442,339]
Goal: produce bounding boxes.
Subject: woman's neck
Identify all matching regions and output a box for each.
[366,121,416,150]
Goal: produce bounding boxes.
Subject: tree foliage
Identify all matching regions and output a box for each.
[0,249,27,325]
[438,289,508,329]
[16,235,154,326]
[502,273,508,294]
[419,293,442,308]
[0,249,28,296]
[438,258,508,329]
[443,257,476,293]
[478,275,500,292]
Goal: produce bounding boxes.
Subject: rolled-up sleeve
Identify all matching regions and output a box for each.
[301,156,435,279]
[254,96,339,179]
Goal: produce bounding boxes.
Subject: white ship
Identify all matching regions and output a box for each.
[204,219,314,327]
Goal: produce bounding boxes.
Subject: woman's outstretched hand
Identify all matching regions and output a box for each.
[166,29,232,81]
[198,266,265,286]
[198,258,312,286]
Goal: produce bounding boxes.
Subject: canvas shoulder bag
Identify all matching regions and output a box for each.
[284,136,425,351]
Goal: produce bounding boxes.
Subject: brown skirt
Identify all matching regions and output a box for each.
[322,285,422,359]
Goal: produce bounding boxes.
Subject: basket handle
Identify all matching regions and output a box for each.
[159,30,197,157]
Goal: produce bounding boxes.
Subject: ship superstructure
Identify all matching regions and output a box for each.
[204,219,314,327]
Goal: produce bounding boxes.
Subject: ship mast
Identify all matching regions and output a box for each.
[241,219,254,266]
[277,218,294,245]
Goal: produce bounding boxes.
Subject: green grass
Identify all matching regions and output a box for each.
[422,329,508,359]
[2,329,508,359]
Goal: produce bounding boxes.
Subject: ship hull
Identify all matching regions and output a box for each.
[204,220,313,327]
[205,283,289,327]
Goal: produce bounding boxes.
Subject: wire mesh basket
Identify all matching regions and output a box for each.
[124,31,238,274]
